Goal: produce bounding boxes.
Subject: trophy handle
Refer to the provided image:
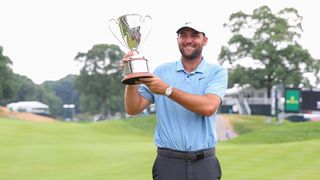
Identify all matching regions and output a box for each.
[108,18,129,49]
[139,15,152,48]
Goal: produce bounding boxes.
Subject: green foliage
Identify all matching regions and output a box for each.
[11,74,39,100]
[42,75,80,106]
[0,46,63,114]
[219,6,320,96]
[3,74,62,116]
[42,75,80,117]
[0,46,15,103]
[227,65,266,88]
[74,44,125,116]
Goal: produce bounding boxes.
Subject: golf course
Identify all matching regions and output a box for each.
[1,114,319,180]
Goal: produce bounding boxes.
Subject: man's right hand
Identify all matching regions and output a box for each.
[120,51,133,70]
[121,50,139,70]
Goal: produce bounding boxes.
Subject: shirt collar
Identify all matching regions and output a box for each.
[176,57,207,74]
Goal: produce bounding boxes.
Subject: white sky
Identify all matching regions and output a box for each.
[1,0,319,84]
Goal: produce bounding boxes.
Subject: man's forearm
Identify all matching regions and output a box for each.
[125,85,141,114]
[169,87,221,116]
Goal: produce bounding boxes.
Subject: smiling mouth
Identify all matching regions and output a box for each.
[184,46,194,50]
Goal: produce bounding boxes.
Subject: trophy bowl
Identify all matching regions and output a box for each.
[108,14,153,84]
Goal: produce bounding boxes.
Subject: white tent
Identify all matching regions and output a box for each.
[6,101,49,114]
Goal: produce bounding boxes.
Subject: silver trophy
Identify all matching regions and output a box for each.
[108,14,153,84]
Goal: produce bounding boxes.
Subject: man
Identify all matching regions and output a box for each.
[123,21,228,180]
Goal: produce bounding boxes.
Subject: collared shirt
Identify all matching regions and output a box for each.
[139,58,228,151]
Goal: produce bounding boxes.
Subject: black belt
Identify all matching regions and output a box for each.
[157,147,215,161]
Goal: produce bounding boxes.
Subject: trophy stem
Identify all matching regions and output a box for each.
[130,49,139,56]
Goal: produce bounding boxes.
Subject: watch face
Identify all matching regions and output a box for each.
[166,86,172,96]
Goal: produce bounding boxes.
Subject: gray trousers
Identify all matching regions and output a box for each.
[152,148,222,180]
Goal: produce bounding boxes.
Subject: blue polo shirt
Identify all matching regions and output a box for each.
[139,58,228,151]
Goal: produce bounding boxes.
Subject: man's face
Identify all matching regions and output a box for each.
[177,28,208,60]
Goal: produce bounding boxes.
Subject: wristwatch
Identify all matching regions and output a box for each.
[165,86,173,97]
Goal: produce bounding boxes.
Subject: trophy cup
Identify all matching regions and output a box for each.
[108,14,153,84]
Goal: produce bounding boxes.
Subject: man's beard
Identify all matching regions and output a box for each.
[179,46,202,61]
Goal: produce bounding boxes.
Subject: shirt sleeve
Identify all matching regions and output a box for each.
[205,67,228,100]
[138,84,155,103]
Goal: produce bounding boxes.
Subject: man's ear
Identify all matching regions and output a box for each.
[203,36,208,46]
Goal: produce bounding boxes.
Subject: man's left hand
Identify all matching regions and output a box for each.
[138,76,169,95]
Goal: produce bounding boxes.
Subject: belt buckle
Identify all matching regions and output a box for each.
[195,151,205,160]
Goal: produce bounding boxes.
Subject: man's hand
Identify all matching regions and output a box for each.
[138,76,169,95]
[120,51,135,70]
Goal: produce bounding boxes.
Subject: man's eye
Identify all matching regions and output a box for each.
[191,34,200,38]
[180,34,187,38]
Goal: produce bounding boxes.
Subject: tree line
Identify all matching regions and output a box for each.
[0,44,125,119]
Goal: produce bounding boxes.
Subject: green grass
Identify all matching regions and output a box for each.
[226,115,274,134]
[218,140,320,180]
[122,115,156,135]
[1,115,320,180]
[0,117,156,180]
[218,114,320,179]
[225,114,320,144]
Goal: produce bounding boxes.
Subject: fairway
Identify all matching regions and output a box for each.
[0,117,156,180]
[1,115,320,179]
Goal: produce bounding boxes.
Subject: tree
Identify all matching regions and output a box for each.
[0,46,63,115]
[219,6,320,97]
[42,75,80,115]
[8,74,62,117]
[74,44,125,117]
[0,46,15,104]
